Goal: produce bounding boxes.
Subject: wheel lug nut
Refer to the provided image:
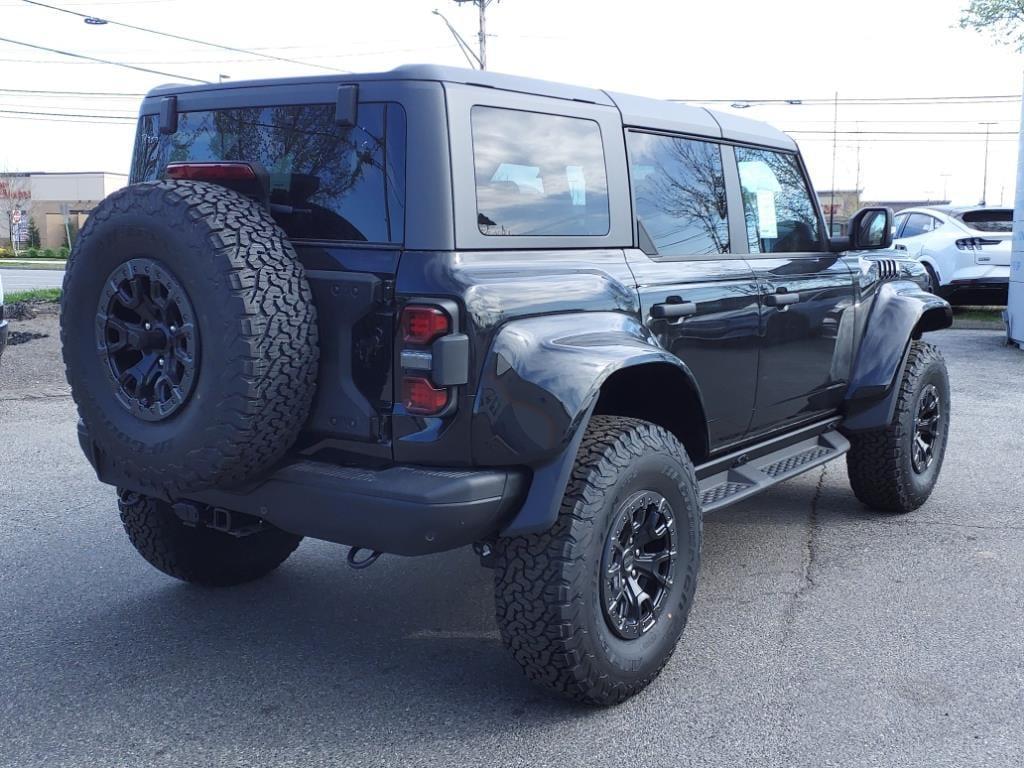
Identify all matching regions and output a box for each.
[631,569,637,578]
[158,358,165,366]
[635,549,640,556]
[144,322,151,330]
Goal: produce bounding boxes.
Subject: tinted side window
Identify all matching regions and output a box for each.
[471,106,609,236]
[627,132,729,256]
[893,212,909,237]
[736,147,821,254]
[901,213,941,238]
[131,103,405,243]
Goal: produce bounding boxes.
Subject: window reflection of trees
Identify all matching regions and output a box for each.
[630,134,729,256]
[130,104,401,242]
[736,147,820,254]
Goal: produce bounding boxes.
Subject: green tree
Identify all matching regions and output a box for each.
[960,1,1024,49]
[27,217,40,248]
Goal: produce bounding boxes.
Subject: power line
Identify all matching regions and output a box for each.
[0,44,455,66]
[0,113,137,125]
[0,101,137,112]
[21,0,350,73]
[0,87,144,97]
[684,94,1021,105]
[0,35,209,82]
[786,129,1019,135]
[0,107,135,120]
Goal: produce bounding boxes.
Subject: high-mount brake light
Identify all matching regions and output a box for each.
[402,376,449,415]
[165,163,258,182]
[401,305,451,346]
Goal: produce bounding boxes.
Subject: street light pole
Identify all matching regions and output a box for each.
[452,0,495,70]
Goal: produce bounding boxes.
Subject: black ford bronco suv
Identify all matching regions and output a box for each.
[62,65,953,705]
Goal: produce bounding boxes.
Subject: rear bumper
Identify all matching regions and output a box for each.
[78,423,527,556]
[942,275,1009,304]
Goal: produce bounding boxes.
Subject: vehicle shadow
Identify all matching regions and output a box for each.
[40,541,588,747]
[29,470,867,757]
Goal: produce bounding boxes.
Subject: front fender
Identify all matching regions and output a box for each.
[472,312,700,466]
[842,280,951,431]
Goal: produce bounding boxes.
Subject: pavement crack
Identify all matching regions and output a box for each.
[780,464,828,643]
[797,464,827,597]
[0,388,71,401]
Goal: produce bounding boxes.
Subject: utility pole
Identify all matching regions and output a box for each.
[828,91,838,235]
[940,172,952,201]
[452,0,496,70]
[980,121,996,205]
[1007,74,1024,350]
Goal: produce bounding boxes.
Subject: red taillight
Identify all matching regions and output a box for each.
[402,376,449,415]
[165,162,257,182]
[956,237,1000,251]
[401,305,450,346]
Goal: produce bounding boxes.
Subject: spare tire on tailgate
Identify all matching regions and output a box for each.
[61,180,318,497]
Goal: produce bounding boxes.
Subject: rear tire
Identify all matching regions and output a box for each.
[118,489,302,586]
[845,341,950,513]
[493,416,702,705]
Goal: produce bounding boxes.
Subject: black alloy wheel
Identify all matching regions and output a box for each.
[97,258,199,421]
[911,384,941,474]
[601,490,677,640]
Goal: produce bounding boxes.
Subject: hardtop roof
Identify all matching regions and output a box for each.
[144,63,796,151]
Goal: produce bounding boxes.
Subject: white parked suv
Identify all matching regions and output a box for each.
[892,206,1012,305]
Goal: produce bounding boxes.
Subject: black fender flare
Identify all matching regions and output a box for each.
[842,280,951,432]
[471,312,706,536]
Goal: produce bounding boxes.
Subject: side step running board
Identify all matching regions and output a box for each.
[697,430,849,514]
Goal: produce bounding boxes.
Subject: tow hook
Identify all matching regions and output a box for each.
[347,547,383,569]
[473,540,496,569]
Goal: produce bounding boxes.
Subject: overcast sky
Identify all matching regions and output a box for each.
[0,0,1021,206]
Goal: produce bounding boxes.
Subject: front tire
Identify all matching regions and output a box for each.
[845,341,950,513]
[922,263,941,295]
[494,416,702,705]
[118,490,302,586]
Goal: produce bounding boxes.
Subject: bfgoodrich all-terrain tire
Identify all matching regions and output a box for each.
[494,416,702,706]
[61,181,318,497]
[845,341,950,513]
[118,489,301,586]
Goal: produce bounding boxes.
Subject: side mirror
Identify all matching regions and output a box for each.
[830,207,894,252]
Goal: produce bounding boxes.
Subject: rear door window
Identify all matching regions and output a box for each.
[131,103,406,243]
[471,106,609,236]
[736,147,822,254]
[627,131,730,256]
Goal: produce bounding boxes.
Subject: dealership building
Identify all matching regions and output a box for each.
[1,171,127,250]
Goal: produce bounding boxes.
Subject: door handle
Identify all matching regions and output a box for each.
[651,298,697,319]
[765,292,800,307]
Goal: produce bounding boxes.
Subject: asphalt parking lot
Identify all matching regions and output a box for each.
[1,313,1021,768]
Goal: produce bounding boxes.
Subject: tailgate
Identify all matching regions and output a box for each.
[129,93,408,457]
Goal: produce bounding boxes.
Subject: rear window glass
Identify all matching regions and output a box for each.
[960,209,1012,233]
[471,106,609,237]
[131,102,405,243]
